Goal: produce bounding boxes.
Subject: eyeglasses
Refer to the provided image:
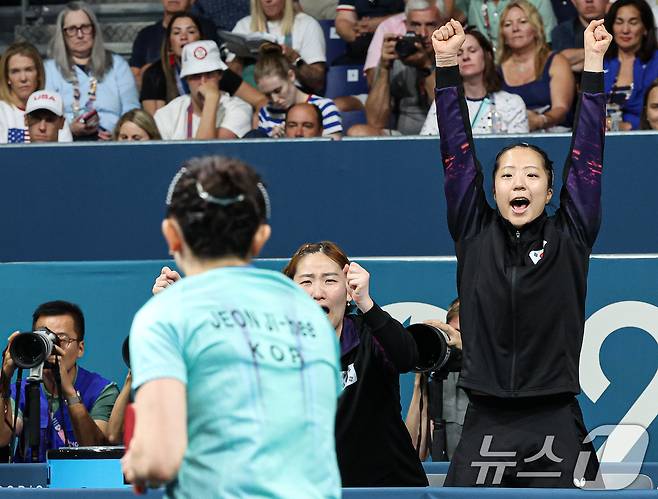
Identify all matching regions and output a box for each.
[63,23,94,37]
[55,334,80,347]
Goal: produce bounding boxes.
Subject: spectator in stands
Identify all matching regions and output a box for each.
[421,28,528,134]
[112,109,162,141]
[348,0,442,136]
[363,1,464,88]
[232,0,327,94]
[130,0,217,87]
[254,43,342,137]
[283,241,428,487]
[45,1,140,141]
[24,90,67,143]
[640,77,658,129]
[335,0,405,64]
[141,12,203,115]
[551,0,609,73]
[123,158,341,497]
[284,102,324,136]
[405,298,466,461]
[0,42,72,143]
[498,0,575,131]
[0,301,119,462]
[155,41,252,140]
[141,12,267,118]
[466,0,557,50]
[604,0,658,130]
[192,0,250,31]
[297,0,339,20]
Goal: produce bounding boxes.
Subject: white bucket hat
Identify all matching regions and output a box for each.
[180,40,228,78]
[25,90,64,117]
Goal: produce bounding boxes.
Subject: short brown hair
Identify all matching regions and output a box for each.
[283,241,350,279]
[446,298,460,325]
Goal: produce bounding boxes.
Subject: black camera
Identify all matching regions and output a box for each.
[122,336,130,369]
[395,31,422,59]
[10,328,60,369]
[406,323,461,373]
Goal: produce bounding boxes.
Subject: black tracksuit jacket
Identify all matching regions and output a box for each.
[434,66,606,398]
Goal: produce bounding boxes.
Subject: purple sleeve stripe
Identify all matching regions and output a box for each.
[563,91,606,245]
[435,86,483,239]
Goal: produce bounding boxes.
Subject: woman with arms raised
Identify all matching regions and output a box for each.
[432,18,611,487]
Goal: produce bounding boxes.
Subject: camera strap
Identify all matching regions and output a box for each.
[415,372,432,458]
[10,368,23,462]
[51,356,69,448]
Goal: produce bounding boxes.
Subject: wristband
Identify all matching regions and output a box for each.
[66,394,81,406]
[539,113,548,128]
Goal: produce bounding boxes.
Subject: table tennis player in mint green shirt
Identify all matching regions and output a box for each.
[122,157,341,499]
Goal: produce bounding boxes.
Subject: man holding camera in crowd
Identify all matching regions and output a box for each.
[349,0,443,136]
[0,301,119,462]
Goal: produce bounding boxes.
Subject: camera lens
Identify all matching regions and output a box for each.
[10,333,50,369]
[406,323,452,373]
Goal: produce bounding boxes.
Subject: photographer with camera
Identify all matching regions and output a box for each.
[405,298,467,461]
[0,301,119,462]
[348,0,442,136]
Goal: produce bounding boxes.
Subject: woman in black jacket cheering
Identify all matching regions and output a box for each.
[432,19,612,487]
[283,241,428,488]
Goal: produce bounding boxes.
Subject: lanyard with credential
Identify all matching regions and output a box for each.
[71,66,97,117]
[470,96,490,128]
[186,104,194,139]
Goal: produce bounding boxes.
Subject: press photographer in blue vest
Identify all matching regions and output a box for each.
[0,301,119,462]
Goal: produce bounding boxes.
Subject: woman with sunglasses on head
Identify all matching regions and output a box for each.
[123,157,341,498]
[45,1,139,141]
[432,19,611,487]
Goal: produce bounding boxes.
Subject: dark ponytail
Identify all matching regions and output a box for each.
[166,156,270,259]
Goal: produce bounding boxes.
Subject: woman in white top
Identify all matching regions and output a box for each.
[421,28,528,135]
[0,42,72,143]
[232,0,326,93]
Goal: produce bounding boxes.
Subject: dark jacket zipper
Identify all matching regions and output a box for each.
[510,229,520,395]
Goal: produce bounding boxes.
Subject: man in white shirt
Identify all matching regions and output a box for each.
[154,40,252,140]
[24,90,67,143]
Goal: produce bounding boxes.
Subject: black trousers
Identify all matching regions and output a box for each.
[445,393,599,488]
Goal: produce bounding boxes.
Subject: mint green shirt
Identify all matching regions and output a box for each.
[130,266,341,499]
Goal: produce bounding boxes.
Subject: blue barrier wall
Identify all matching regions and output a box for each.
[0,257,656,461]
[1,133,657,261]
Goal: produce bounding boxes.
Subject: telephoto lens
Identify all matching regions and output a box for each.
[9,328,59,369]
[406,323,455,373]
